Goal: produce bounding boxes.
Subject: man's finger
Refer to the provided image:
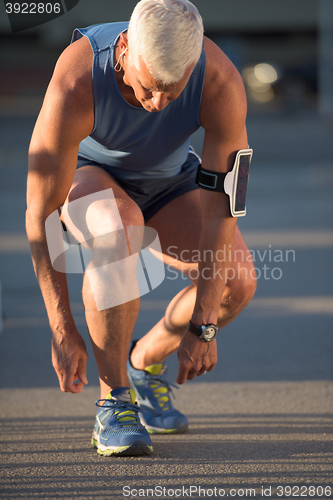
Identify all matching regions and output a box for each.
[176,363,190,384]
[55,369,67,392]
[72,381,85,392]
[77,357,89,386]
[62,369,82,393]
[177,362,202,383]
[186,367,201,381]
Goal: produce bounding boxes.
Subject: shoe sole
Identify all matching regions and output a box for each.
[145,425,188,435]
[91,438,153,457]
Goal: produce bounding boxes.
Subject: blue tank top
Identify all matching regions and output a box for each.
[71,22,206,179]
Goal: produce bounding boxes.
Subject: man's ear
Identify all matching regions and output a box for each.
[119,32,129,51]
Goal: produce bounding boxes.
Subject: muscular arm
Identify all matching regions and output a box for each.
[26,36,94,392]
[177,37,248,383]
[194,37,248,322]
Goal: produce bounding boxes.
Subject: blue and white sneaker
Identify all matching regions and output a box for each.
[127,351,188,434]
[91,387,153,456]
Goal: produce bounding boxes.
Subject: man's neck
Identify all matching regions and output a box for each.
[114,45,142,108]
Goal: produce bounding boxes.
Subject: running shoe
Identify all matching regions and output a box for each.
[91,387,153,456]
[127,344,188,434]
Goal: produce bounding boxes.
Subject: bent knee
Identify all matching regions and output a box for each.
[86,196,144,239]
[226,261,257,309]
[239,272,257,306]
[85,199,145,265]
[62,191,144,246]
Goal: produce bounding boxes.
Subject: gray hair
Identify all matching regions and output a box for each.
[127,0,204,84]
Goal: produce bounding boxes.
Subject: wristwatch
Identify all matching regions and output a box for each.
[188,320,218,343]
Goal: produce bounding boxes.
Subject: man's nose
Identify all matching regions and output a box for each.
[152,92,168,111]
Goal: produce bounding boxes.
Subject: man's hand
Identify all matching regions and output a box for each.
[51,328,89,393]
[176,331,217,384]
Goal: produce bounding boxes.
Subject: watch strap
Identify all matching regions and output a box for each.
[188,320,203,336]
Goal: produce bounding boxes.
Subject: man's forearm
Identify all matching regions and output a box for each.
[26,212,75,334]
[191,216,237,326]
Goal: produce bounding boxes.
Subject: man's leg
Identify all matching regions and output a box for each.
[130,188,256,370]
[62,165,154,455]
[62,165,145,398]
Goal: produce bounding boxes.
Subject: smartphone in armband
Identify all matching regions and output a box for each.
[195,148,253,217]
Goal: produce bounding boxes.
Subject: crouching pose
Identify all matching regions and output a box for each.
[26,0,256,456]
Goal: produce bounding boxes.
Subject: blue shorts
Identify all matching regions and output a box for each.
[77,151,200,222]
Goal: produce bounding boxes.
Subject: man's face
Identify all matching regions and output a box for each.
[123,54,193,112]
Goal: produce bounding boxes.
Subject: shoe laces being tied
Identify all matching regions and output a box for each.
[145,364,179,413]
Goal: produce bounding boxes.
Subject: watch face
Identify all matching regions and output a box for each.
[203,326,217,341]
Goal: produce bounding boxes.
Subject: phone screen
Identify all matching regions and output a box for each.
[235,154,251,213]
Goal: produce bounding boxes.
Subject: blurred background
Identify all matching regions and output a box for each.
[1,0,333,116]
[0,0,332,385]
[1,4,332,494]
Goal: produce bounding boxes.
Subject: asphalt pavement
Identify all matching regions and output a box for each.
[0,107,332,499]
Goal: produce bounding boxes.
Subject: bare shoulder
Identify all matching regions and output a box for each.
[201,36,247,135]
[32,36,94,149]
[49,36,94,115]
[28,37,95,212]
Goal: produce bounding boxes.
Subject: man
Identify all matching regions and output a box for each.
[26,0,256,457]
